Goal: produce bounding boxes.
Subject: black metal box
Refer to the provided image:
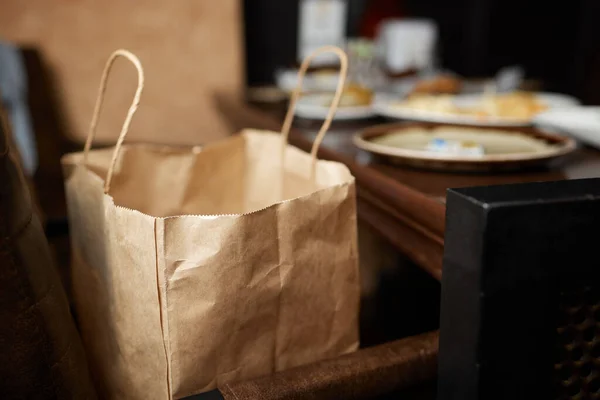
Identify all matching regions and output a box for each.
[439,178,600,400]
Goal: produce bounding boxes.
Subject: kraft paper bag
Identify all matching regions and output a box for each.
[62,48,359,399]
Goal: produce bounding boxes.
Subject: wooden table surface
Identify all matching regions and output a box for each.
[279,116,600,281]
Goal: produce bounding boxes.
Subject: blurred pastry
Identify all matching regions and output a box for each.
[395,91,548,120]
[479,91,547,119]
[317,84,374,107]
[339,84,374,106]
[410,75,462,95]
[395,94,457,113]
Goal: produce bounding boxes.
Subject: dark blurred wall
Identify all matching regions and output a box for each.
[244,0,297,86]
[244,0,600,103]
[571,0,600,104]
[406,0,582,85]
[407,0,600,102]
[243,0,367,86]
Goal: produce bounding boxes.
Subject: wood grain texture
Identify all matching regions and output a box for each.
[358,192,444,281]
[219,330,439,400]
[0,1,244,145]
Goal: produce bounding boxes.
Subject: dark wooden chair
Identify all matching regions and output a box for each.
[188,331,438,400]
[0,99,96,399]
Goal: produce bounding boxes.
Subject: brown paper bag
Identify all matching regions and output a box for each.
[62,48,359,399]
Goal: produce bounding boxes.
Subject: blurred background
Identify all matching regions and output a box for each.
[2,0,600,219]
[245,0,600,102]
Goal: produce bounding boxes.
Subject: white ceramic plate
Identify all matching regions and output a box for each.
[373,92,580,127]
[293,93,375,120]
[534,107,600,149]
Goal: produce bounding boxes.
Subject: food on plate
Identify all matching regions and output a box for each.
[371,126,557,155]
[312,68,339,77]
[339,84,374,106]
[394,91,548,120]
[410,75,462,95]
[479,92,547,119]
[311,69,340,87]
[316,84,374,107]
[396,94,456,113]
[426,138,485,157]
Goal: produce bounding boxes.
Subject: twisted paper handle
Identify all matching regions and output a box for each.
[82,49,144,193]
[280,46,348,179]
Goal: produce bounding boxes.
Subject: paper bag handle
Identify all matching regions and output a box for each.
[280,46,348,176]
[82,49,145,194]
